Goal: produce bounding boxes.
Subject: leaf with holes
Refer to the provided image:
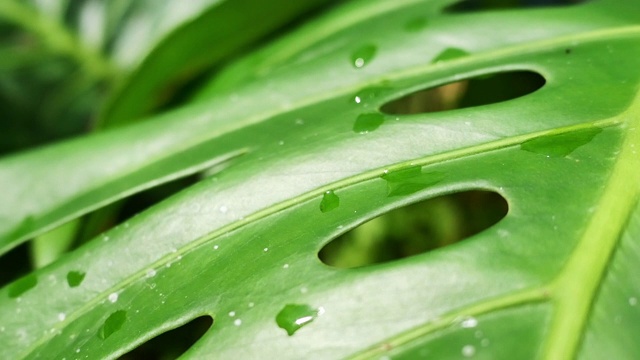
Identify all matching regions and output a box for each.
[1,0,639,359]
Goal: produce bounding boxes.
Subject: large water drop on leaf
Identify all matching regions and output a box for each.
[521,127,602,157]
[66,271,86,288]
[381,166,445,197]
[98,310,127,340]
[353,113,385,133]
[276,304,321,336]
[320,191,340,213]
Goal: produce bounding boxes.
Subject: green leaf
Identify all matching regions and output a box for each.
[1,0,640,359]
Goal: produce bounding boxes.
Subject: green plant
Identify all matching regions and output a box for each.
[1,0,639,359]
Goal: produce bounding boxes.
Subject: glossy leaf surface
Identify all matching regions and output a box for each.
[1,0,639,359]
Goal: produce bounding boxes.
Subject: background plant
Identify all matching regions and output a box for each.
[1,0,639,359]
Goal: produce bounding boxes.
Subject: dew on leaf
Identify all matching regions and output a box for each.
[381,165,445,197]
[108,292,119,303]
[229,311,236,317]
[433,47,469,63]
[320,190,340,213]
[275,304,322,336]
[8,274,37,298]
[234,319,242,326]
[404,16,429,32]
[629,297,638,306]
[520,127,602,157]
[98,310,127,340]
[350,44,377,68]
[461,316,478,328]
[462,344,476,357]
[353,113,385,133]
[58,313,66,321]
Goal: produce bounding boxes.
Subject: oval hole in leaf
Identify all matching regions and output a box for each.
[444,0,587,13]
[380,70,544,115]
[118,316,213,360]
[319,190,508,269]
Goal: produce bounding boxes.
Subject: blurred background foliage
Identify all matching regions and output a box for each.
[0,0,580,358]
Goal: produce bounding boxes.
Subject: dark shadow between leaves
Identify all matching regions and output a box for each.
[381,70,544,115]
[319,190,508,269]
[118,316,213,360]
[444,0,587,13]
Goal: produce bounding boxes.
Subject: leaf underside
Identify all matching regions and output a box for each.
[0,0,639,359]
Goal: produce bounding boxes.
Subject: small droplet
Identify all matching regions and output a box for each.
[461,316,478,328]
[350,44,377,68]
[219,206,228,213]
[248,302,255,308]
[229,311,236,317]
[404,16,429,32]
[300,287,308,294]
[146,269,156,278]
[353,113,385,133]
[213,245,219,250]
[481,338,490,347]
[295,118,305,125]
[275,304,322,336]
[278,140,285,146]
[381,166,445,196]
[629,297,638,306]
[234,319,242,326]
[283,264,290,269]
[263,247,269,252]
[108,293,119,303]
[58,313,66,321]
[102,235,109,242]
[320,191,340,213]
[462,344,476,357]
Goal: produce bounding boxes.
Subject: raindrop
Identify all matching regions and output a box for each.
[98,310,127,340]
[278,140,285,146]
[629,297,638,306]
[320,191,340,213]
[58,313,66,321]
[8,274,38,298]
[229,311,236,317]
[521,127,602,158]
[433,48,469,63]
[213,245,219,250]
[350,44,377,68]
[234,319,242,326]
[108,292,119,303]
[462,344,476,357]
[66,271,86,288]
[404,16,429,32]
[461,316,478,328]
[353,113,385,133]
[219,206,228,214]
[381,165,445,197]
[146,269,157,278]
[248,302,255,308]
[295,118,305,125]
[283,264,290,269]
[275,304,322,336]
[263,248,269,252]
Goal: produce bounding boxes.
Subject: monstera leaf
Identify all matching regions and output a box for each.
[1,0,639,358]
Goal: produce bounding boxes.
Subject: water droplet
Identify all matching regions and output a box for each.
[213,245,219,250]
[521,127,602,157]
[248,302,255,308]
[108,293,119,303]
[295,118,305,125]
[8,274,38,298]
[263,247,269,252]
[353,113,385,133]
[102,235,109,242]
[58,313,66,321]
[278,140,285,146]
[433,48,469,63]
[283,264,290,269]
[98,310,127,340]
[481,338,490,347]
[381,165,445,196]
[629,297,638,306]
[234,319,242,326]
[404,16,429,32]
[229,311,236,317]
[462,344,476,357]
[300,287,308,294]
[275,304,322,336]
[219,206,228,213]
[350,44,377,68]
[76,348,81,353]
[320,190,340,213]
[461,316,478,328]
[146,269,156,278]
